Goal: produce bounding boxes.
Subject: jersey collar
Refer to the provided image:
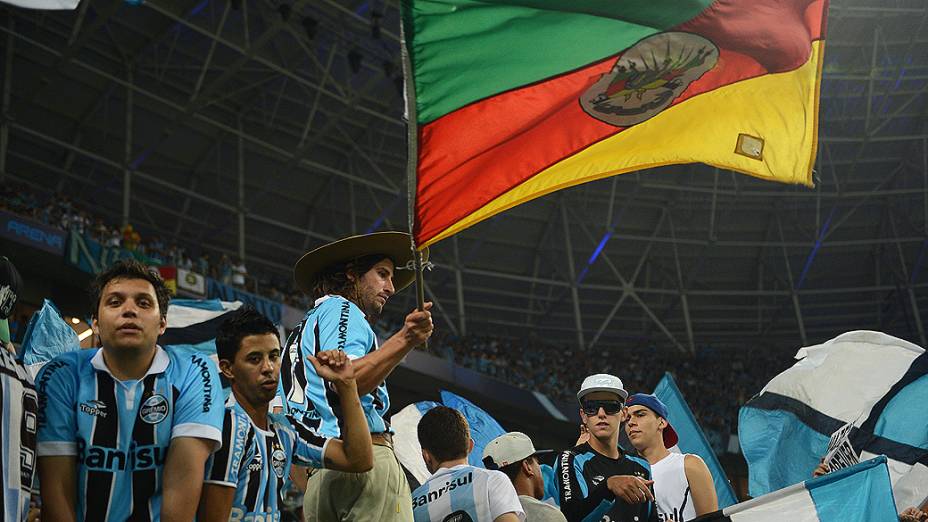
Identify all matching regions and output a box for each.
[90,345,170,378]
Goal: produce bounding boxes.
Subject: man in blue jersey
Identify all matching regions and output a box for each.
[281,231,434,521]
[36,259,224,522]
[198,308,373,521]
[413,406,524,522]
[556,374,659,522]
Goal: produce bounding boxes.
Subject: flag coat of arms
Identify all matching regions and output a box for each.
[402,0,829,247]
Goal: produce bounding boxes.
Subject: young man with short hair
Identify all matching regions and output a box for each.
[625,393,718,521]
[282,232,434,520]
[198,308,373,522]
[413,406,525,522]
[484,432,566,522]
[556,374,659,522]
[36,259,224,521]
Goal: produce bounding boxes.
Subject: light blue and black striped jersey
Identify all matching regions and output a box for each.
[411,464,525,522]
[204,395,329,520]
[35,346,224,522]
[1,348,37,522]
[279,295,390,437]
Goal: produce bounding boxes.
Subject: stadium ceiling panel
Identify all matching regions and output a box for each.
[2,0,927,352]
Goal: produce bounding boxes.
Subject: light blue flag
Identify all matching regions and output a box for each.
[700,456,898,522]
[440,390,507,469]
[654,372,739,508]
[21,299,79,370]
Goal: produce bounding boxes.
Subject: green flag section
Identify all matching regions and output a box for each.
[402,0,829,248]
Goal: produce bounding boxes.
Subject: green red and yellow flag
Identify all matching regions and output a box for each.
[402,0,829,248]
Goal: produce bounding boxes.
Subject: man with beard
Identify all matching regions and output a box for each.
[198,308,372,521]
[280,232,434,521]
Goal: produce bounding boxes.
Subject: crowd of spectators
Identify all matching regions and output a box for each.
[0,181,308,306]
[424,332,794,454]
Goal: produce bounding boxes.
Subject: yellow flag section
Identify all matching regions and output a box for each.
[422,42,823,248]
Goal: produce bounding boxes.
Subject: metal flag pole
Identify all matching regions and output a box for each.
[401,13,428,349]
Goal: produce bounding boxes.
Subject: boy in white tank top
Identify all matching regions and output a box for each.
[624,394,718,521]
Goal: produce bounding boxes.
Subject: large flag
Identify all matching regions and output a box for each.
[402,0,829,247]
[654,372,738,508]
[695,456,897,522]
[738,331,928,511]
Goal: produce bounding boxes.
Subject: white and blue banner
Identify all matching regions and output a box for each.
[391,391,508,488]
[738,331,928,511]
[654,372,738,508]
[159,299,244,363]
[696,456,898,522]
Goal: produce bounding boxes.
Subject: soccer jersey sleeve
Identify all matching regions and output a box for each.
[315,298,373,360]
[556,450,613,522]
[487,470,526,521]
[204,409,251,487]
[284,413,329,468]
[35,355,78,456]
[171,353,224,447]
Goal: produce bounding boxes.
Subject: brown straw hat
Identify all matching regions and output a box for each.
[293,232,429,293]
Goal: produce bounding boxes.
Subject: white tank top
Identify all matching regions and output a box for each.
[651,452,696,521]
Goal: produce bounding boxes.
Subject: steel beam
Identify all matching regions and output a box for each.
[561,203,585,348]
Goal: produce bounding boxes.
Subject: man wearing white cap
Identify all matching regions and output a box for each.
[556,374,659,522]
[625,393,718,521]
[484,432,566,522]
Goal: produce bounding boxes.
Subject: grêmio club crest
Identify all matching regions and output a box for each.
[581,32,719,127]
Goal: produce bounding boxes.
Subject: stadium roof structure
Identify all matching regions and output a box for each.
[3,0,928,353]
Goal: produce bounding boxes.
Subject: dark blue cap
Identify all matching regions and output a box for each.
[626,393,678,448]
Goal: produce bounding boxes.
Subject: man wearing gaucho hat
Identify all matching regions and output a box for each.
[281,231,434,521]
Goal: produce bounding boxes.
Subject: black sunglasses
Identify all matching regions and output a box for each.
[581,399,624,416]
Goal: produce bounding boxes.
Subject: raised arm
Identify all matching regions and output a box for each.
[301,351,373,472]
[350,303,433,395]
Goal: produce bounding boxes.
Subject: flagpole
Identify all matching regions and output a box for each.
[401,13,428,349]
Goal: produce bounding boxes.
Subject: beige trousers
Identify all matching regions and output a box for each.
[303,443,413,521]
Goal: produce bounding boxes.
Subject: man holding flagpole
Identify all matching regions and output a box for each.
[280,231,434,521]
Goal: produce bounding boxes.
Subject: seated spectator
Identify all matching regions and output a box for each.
[231,257,247,289]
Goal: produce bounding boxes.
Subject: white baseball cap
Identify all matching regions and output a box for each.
[482,432,553,470]
[577,373,628,402]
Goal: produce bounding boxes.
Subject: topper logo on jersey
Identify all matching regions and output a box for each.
[139,394,169,424]
[442,511,475,522]
[77,440,167,471]
[79,400,108,418]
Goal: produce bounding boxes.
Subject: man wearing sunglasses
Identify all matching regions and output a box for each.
[555,374,658,522]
